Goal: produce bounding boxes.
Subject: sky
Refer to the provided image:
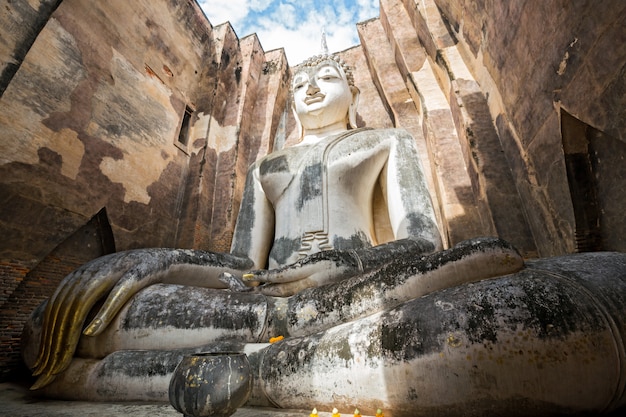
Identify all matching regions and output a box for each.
[198,0,380,65]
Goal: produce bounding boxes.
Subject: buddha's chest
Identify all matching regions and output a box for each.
[259,134,388,206]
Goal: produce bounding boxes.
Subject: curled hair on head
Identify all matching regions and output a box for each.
[295,54,355,88]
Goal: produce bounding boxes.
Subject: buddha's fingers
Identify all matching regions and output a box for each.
[249,252,356,285]
[44,292,87,377]
[33,254,121,371]
[247,266,306,284]
[36,269,122,380]
[261,278,316,297]
[33,264,103,376]
[32,271,85,374]
[30,372,57,391]
[83,269,161,336]
[48,274,122,376]
[220,272,255,292]
[31,252,136,385]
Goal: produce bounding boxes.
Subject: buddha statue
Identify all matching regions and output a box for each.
[22,54,626,416]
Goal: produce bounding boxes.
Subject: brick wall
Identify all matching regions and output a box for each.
[0,209,114,381]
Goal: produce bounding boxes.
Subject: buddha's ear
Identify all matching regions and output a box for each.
[292,102,304,141]
[348,85,360,129]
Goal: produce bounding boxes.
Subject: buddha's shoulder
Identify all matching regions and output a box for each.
[252,145,308,175]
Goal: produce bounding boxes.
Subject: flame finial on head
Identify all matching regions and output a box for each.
[320,28,329,55]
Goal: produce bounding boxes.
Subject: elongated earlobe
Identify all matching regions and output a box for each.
[292,104,304,141]
[348,86,360,129]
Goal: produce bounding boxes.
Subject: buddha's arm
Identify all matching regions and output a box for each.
[382,129,443,249]
[230,161,275,269]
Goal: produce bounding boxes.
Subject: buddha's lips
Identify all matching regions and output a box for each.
[304,94,324,104]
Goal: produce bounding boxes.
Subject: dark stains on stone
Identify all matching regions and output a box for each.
[96,349,184,380]
[146,160,183,217]
[440,268,609,346]
[273,239,619,357]
[297,163,322,210]
[435,49,455,82]
[264,298,290,339]
[371,299,445,363]
[121,287,262,336]
[94,340,248,382]
[404,213,436,243]
[333,231,371,251]
[261,332,325,379]
[260,155,289,176]
[372,238,511,289]
[221,50,230,68]
[94,91,173,147]
[262,60,278,75]
[280,253,617,370]
[352,238,434,272]
[230,168,258,258]
[332,337,353,362]
[269,236,301,267]
[143,18,180,67]
[380,318,429,361]
[37,148,62,172]
[517,275,598,339]
[278,239,512,329]
[465,298,498,344]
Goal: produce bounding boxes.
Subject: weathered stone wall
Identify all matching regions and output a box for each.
[357,0,536,255]
[430,0,626,255]
[360,0,625,257]
[1,0,213,261]
[0,0,63,97]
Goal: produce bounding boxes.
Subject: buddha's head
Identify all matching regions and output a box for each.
[292,54,360,139]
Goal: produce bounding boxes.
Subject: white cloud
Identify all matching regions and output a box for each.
[250,0,273,11]
[270,3,298,29]
[356,0,380,22]
[199,0,380,65]
[198,0,250,27]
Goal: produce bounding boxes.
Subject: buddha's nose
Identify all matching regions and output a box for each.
[306,80,319,95]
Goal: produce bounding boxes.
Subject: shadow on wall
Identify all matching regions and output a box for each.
[0,208,115,382]
[561,109,626,253]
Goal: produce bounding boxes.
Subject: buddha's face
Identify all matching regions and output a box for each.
[292,61,355,131]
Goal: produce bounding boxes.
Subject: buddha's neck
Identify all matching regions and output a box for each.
[299,121,348,145]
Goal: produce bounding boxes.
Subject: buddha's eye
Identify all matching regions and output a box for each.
[293,82,306,90]
[318,74,338,81]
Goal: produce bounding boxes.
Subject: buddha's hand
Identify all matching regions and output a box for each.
[244,250,363,297]
[30,248,246,390]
